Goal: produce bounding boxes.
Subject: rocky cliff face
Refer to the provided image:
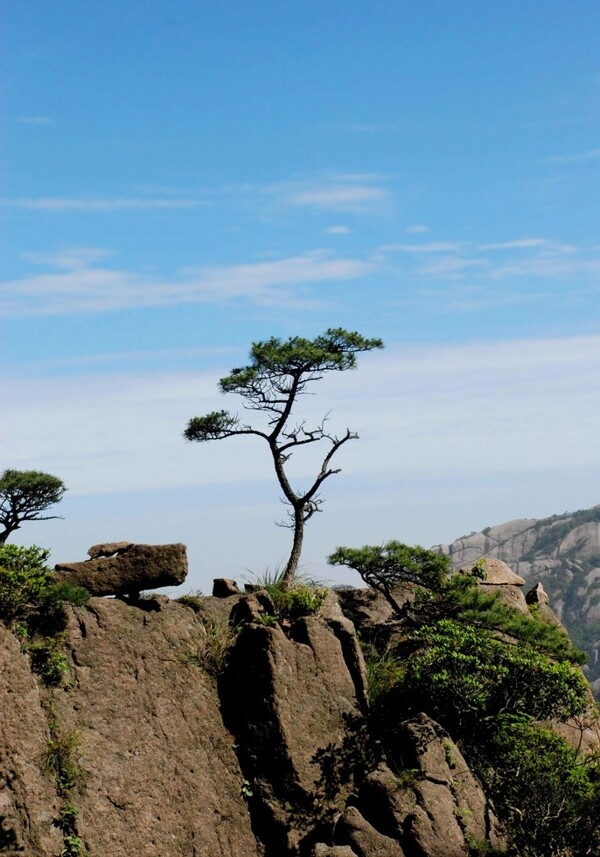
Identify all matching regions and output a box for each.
[1,544,597,856]
[433,505,600,693]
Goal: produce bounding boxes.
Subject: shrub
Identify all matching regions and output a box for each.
[0,544,53,623]
[399,619,589,733]
[475,717,600,857]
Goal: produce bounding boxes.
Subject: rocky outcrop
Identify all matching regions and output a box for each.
[5,556,593,856]
[434,505,600,692]
[54,542,188,596]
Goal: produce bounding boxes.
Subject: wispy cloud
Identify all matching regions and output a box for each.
[541,147,600,165]
[406,224,430,234]
[287,183,389,213]
[325,225,351,235]
[16,115,55,125]
[4,335,600,498]
[383,242,462,254]
[233,173,393,215]
[479,238,550,251]
[1,197,208,212]
[0,249,377,318]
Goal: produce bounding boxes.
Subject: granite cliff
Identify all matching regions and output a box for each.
[0,543,598,856]
[434,505,600,694]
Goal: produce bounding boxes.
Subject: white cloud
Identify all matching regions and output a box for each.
[541,148,600,165]
[1,197,208,212]
[406,224,430,234]
[384,242,462,254]
[288,184,389,213]
[3,335,600,500]
[325,225,351,235]
[0,249,376,318]
[479,238,550,251]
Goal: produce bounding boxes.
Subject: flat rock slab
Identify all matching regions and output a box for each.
[54,543,188,596]
[88,541,133,559]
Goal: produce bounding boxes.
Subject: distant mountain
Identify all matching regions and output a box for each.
[434,505,600,694]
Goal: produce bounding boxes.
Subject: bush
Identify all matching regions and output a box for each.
[475,717,600,857]
[0,545,53,623]
[399,619,589,734]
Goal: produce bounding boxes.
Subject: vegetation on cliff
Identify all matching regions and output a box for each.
[331,541,600,857]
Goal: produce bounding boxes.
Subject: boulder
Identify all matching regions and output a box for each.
[357,715,507,857]
[54,543,188,596]
[212,578,241,597]
[87,541,133,559]
[459,557,525,586]
[335,806,405,856]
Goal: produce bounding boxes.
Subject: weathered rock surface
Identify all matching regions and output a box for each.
[54,542,188,596]
[3,557,594,856]
[221,613,367,855]
[353,715,506,857]
[52,597,261,857]
[87,541,133,559]
[0,625,63,856]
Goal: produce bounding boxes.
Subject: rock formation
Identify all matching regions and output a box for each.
[434,504,600,693]
[1,546,598,855]
[54,542,188,596]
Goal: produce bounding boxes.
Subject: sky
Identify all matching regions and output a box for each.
[1,1,600,592]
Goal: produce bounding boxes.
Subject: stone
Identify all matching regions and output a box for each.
[212,578,241,597]
[0,625,63,856]
[356,716,507,857]
[313,845,357,857]
[54,543,188,596]
[229,590,276,625]
[334,806,405,856]
[221,616,366,851]
[458,557,525,586]
[526,581,549,605]
[87,541,133,559]
[50,597,262,856]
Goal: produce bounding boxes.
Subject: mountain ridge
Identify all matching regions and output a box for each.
[434,504,600,693]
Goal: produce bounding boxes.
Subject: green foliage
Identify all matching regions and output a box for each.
[251,567,328,621]
[270,583,328,621]
[60,834,84,857]
[240,779,254,799]
[416,573,586,665]
[0,469,66,543]
[56,803,79,831]
[184,329,383,587]
[184,615,238,676]
[254,612,278,626]
[328,542,450,611]
[400,619,588,732]
[0,544,89,627]
[0,544,53,622]
[475,717,600,857]
[25,635,69,686]
[177,591,204,612]
[364,646,404,705]
[45,727,83,795]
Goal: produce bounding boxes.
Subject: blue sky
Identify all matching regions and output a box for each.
[2,2,600,591]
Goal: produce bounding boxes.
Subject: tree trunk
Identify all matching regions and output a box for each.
[281,507,304,589]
